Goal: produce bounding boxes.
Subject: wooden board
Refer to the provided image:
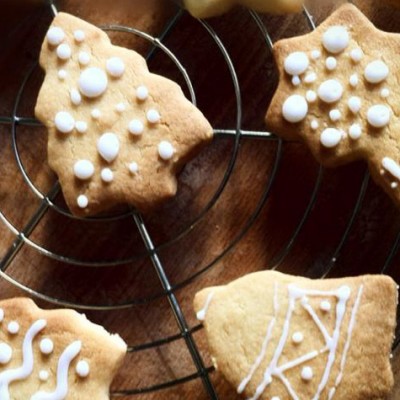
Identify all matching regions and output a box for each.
[0,0,400,398]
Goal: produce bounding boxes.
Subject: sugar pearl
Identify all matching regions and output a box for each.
[320,300,331,312]
[47,27,65,45]
[350,48,363,63]
[76,360,90,378]
[325,57,337,70]
[136,85,149,101]
[74,30,85,42]
[40,338,54,355]
[78,51,91,65]
[7,322,19,335]
[349,124,362,140]
[129,162,139,174]
[158,141,174,160]
[58,70,67,80]
[306,90,317,103]
[75,121,88,133]
[329,109,341,122]
[128,120,144,135]
[301,366,313,381]
[77,195,89,209]
[147,109,161,124]
[56,43,71,60]
[101,168,114,183]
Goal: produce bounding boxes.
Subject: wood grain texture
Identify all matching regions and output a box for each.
[0,0,400,399]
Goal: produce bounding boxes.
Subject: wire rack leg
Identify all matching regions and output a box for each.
[133,213,218,399]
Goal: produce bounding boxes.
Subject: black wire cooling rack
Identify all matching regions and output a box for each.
[0,0,399,398]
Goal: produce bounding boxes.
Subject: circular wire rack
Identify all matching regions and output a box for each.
[0,0,399,398]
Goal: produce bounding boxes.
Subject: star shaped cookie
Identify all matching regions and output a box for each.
[0,297,126,400]
[194,271,397,400]
[266,4,400,205]
[35,13,213,217]
[183,0,303,19]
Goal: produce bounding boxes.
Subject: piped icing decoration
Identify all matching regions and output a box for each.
[311,50,321,60]
[101,168,114,183]
[282,95,308,123]
[318,79,343,103]
[73,30,85,43]
[78,51,90,66]
[128,120,144,136]
[58,70,67,80]
[239,283,363,400]
[75,121,87,133]
[78,67,108,98]
[306,90,317,103]
[56,44,71,61]
[320,300,331,312]
[106,57,125,78]
[39,370,49,382]
[74,160,95,180]
[147,109,161,124]
[0,309,4,322]
[329,109,341,122]
[158,141,175,161]
[0,320,46,399]
[349,73,358,87]
[97,133,120,163]
[322,26,349,54]
[349,124,362,140]
[77,195,89,209]
[128,162,139,174]
[47,27,65,46]
[196,292,215,322]
[55,111,75,133]
[382,157,400,180]
[325,57,337,71]
[136,85,149,101]
[292,76,301,86]
[320,128,342,148]
[115,103,126,113]
[350,48,363,63]
[30,341,82,400]
[70,89,82,106]
[381,88,390,98]
[367,105,391,128]
[76,360,90,378]
[364,60,389,84]
[348,96,361,114]
[7,322,19,335]
[284,52,309,76]
[0,344,12,365]
[304,72,317,84]
[40,338,54,355]
[91,109,101,119]
[292,332,304,344]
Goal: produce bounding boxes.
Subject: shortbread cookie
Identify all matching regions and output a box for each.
[266,4,400,207]
[184,0,303,19]
[0,297,126,400]
[194,271,398,400]
[35,13,213,217]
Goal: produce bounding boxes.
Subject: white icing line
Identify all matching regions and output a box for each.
[327,285,364,400]
[301,299,332,344]
[382,157,400,180]
[0,320,46,400]
[196,292,215,322]
[30,341,82,400]
[237,284,279,394]
[278,350,320,373]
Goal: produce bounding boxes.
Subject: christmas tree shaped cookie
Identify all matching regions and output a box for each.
[194,271,397,399]
[266,4,400,208]
[0,297,126,399]
[35,13,213,217]
[184,0,304,19]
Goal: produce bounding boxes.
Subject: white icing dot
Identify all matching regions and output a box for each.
[128,120,144,136]
[311,50,321,60]
[306,90,317,103]
[40,338,54,355]
[129,162,139,174]
[147,109,161,124]
[70,89,82,106]
[381,88,390,98]
[349,124,362,140]
[320,128,342,148]
[325,57,337,70]
[56,43,72,60]
[47,27,65,45]
[101,168,114,183]
[136,85,149,101]
[350,48,363,63]
[55,111,75,133]
[75,121,88,133]
[292,76,301,86]
[348,96,361,114]
[0,309,4,322]
[301,366,313,381]
[364,60,389,84]
[158,141,175,160]
[76,360,90,378]
[91,109,101,119]
[74,30,85,42]
[304,72,317,84]
[349,74,358,88]
[39,370,49,382]
[391,182,398,189]
[338,285,351,300]
[7,322,19,335]
[106,57,125,77]
[74,160,95,180]
[282,95,308,123]
[58,70,67,80]
[78,51,91,65]
[79,67,108,98]
[292,332,304,344]
[311,120,319,130]
[77,195,89,209]
[320,300,331,312]
[97,133,120,163]
[329,109,341,122]
[284,52,309,76]
[0,343,12,364]
[318,79,343,103]
[367,104,391,128]
[322,26,349,54]
[115,103,126,113]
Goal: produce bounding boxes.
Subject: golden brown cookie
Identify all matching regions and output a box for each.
[0,297,126,400]
[266,4,400,207]
[183,0,303,19]
[194,271,398,400]
[35,12,213,217]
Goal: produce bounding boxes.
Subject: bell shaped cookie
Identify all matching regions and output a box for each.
[194,271,398,400]
[266,4,400,208]
[0,297,126,400]
[35,13,213,216]
[183,0,303,19]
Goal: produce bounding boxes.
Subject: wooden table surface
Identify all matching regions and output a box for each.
[1,0,400,398]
